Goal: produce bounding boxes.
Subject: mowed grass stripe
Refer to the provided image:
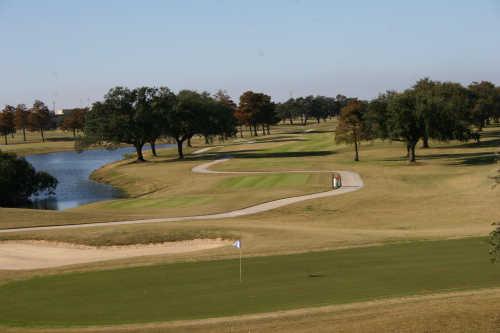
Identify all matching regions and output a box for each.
[0,238,499,327]
[217,174,312,189]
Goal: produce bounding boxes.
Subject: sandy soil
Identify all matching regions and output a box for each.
[0,239,230,270]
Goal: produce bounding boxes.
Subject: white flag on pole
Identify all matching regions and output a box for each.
[232,240,241,249]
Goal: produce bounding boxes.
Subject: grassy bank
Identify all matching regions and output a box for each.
[0,238,498,327]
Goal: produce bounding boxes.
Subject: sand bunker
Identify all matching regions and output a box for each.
[0,239,230,270]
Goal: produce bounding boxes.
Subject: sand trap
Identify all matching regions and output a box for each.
[0,239,230,270]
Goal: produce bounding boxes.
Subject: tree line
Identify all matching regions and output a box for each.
[335,79,500,162]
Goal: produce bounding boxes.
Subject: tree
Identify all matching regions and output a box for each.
[386,90,423,163]
[167,90,208,159]
[28,100,52,142]
[15,104,29,142]
[82,87,159,162]
[276,99,300,125]
[238,91,275,135]
[468,81,497,133]
[335,100,369,161]
[0,105,16,145]
[0,150,57,206]
[150,87,176,156]
[213,91,238,142]
[61,108,87,137]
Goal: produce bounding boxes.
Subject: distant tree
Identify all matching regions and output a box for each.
[0,106,16,145]
[276,98,301,125]
[61,108,88,137]
[238,91,274,136]
[28,100,52,142]
[0,150,57,206]
[167,90,208,159]
[468,81,497,132]
[150,87,176,156]
[213,91,237,142]
[335,100,370,161]
[211,91,237,141]
[308,96,330,123]
[386,90,423,162]
[15,104,29,142]
[82,87,157,162]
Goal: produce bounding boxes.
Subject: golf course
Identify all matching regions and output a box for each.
[0,119,499,332]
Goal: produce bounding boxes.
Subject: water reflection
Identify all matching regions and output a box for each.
[25,145,172,210]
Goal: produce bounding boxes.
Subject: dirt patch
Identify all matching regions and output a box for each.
[0,239,230,270]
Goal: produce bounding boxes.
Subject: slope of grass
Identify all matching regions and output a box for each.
[0,238,498,327]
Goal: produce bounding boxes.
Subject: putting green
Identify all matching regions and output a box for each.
[1,238,499,327]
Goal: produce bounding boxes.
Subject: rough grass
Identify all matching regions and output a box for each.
[0,238,498,327]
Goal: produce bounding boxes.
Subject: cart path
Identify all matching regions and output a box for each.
[0,158,363,234]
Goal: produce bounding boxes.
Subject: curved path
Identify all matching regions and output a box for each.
[0,158,363,234]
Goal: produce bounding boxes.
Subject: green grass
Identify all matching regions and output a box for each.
[217,174,314,189]
[0,238,498,327]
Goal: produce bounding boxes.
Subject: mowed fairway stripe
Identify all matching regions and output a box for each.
[0,238,498,327]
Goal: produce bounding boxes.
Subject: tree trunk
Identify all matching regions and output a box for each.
[40,128,45,142]
[73,128,76,137]
[176,138,184,159]
[4,135,7,145]
[408,142,417,163]
[239,126,243,138]
[262,125,266,135]
[289,117,293,125]
[187,136,192,147]
[135,143,145,162]
[354,138,359,161]
[422,133,429,148]
[204,135,209,144]
[266,124,270,135]
[317,118,320,124]
[150,141,157,157]
[22,128,26,142]
[253,125,258,136]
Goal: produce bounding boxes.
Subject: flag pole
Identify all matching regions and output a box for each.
[239,246,242,283]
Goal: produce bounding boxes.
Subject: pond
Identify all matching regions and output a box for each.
[25,145,173,210]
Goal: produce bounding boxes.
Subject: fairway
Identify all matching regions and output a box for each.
[0,238,498,327]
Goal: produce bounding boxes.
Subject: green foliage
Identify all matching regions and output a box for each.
[468,81,497,131]
[0,150,57,206]
[237,91,277,135]
[0,105,16,144]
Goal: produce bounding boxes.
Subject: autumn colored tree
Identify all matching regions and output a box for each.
[335,100,370,161]
[0,106,16,145]
[61,108,88,137]
[238,91,275,136]
[15,104,29,142]
[28,100,52,142]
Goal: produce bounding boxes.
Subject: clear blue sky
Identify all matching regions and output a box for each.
[1,0,499,108]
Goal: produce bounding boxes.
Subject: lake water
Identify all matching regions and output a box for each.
[25,145,172,210]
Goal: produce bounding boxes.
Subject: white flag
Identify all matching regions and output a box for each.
[232,240,241,249]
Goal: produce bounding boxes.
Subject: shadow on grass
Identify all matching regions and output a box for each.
[384,151,497,166]
[155,149,335,164]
